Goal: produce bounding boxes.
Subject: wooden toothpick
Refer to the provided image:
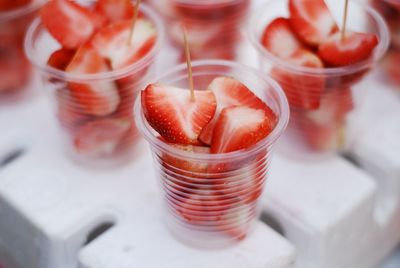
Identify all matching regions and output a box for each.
[128,0,142,46]
[183,28,195,102]
[341,0,349,41]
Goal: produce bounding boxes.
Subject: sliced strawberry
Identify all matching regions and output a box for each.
[74,117,131,156]
[162,144,210,178]
[271,49,324,110]
[91,19,156,70]
[94,0,134,24]
[382,50,400,85]
[199,76,276,145]
[210,106,276,154]
[261,17,304,59]
[40,0,99,49]
[47,48,76,71]
[289,0,339,46]
[66,45,120,116]
[141,84,217,145]
[0,0,31,11]
[56,88,91,130]
[318,31,379,66]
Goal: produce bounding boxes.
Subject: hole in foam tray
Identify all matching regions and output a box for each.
[341,153,363,169]
[0,148,25,169]
[260,212,285,236]
[83,222,115,246]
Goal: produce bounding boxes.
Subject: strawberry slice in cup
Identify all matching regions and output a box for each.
[135,60,289,247]
[25,1,164,164]
[248,0,389,158]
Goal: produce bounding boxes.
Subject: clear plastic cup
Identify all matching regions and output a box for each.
[372,0,400,87]
[248,0,389,160]
[134,60,289,248]
[24,3,164,166]
[148,0,250,61]
[0,0,45,100]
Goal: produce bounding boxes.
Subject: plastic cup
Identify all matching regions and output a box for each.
[148,0,250,61]
[248,0,389,159]
[372,0,400,87]
[24,3,164,166]
[0,0,45,100]
[134,60,289,248]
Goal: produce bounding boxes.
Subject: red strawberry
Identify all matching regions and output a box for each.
[162,144,210,178]
[94,0,134,24]
[66,45,120,116]
[199,76,276,145]
[271,49,324,110]
[47,48,76,71]
[0,0,31,11]
[261,17,304,59]
[289,0,339,46]
[0,47,31,93]
[91,19,156,70]
[318,31,379,66]
[56,88,91,130]
[74,117,131,156]
[210,106,276,154]
[382,50,400,85]
[141,84,217,145]
[40,0,99,49]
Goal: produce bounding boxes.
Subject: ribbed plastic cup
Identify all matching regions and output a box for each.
[24,3,164,166]
[134,60,289,248]
[0,0,45,99]
[148,0,250,61]
[248,0,389,160]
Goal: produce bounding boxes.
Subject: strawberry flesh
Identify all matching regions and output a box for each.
[40,0,99,49]
[66,44,120,116]
[0,0,31,11]
[210,106,276,154]
[261,17,303,59]
[289,0,339,46]
[199,76,276,145]
[47,48,76,71]
[91,19,156,70]
[94,0,134,24]
[318,31,379,66]
[141,84,217,145]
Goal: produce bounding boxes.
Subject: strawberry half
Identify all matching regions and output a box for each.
[318,31,379,66]
[261,17,303,59]
[94,0,134,24]
[74,117,131,156]
[289,0,339,46]
[91,19,156,70]
[47,48,76,71]
[271,49,324,110]
[40,0,100,49]
[210,106,276,154]
[141,84,217,145]
[66,45,120,116]
[199,76,276,145]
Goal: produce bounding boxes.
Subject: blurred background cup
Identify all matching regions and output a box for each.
[24,3,164,166]
[371,0,400,87]
[135,60,289,248]
[148,0,251,61]
[0,0,46,100]
[248,0,389,160]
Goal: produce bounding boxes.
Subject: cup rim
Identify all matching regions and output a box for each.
[24,3,165,82]
[170,0,246,6]
[0,0,46,21]
[134,59,290,162]
[247,0,390,76]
